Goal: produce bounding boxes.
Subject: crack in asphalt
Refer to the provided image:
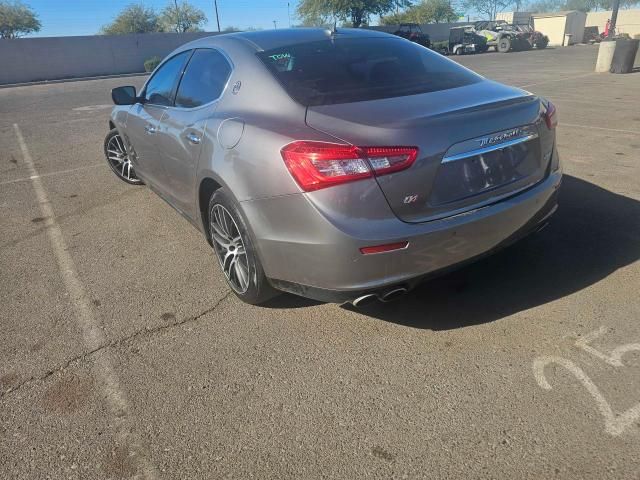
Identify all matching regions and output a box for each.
[0,290,232,399]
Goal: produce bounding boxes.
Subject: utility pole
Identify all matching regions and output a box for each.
[214,0,221,32]
[288,2,291,28]
[173,0,181,33]
[608,0,620,38]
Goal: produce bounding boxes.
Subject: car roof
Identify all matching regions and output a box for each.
[183,27,394,52]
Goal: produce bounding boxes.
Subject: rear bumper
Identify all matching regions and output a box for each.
[241,170,562,303]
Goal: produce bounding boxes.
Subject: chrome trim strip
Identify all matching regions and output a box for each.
[442,133,539,163]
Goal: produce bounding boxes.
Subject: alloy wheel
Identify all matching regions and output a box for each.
[106,133,140,183]
[210,204,250,294]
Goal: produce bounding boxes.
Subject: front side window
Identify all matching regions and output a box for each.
[258,37,482,106]
[175,49,232,108]
[144,51,190,106]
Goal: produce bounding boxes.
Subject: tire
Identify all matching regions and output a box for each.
[104,128,143,185]
[536,37,549,49]
[497,36,511,53]
[208,188,279,305]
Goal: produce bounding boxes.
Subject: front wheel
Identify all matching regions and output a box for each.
[497,37,511,53]
[536,37,549,49]
[104,128,143,185]
[208,189,279,305]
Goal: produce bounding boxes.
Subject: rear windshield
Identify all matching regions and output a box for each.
[257,37,481,106]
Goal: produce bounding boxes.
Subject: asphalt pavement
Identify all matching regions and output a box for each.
[1,45,639,479]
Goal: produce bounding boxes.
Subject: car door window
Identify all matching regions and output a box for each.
[174,49,232,108]
[144,51,190,106]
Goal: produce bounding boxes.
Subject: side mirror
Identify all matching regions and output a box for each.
[112,86,138,105]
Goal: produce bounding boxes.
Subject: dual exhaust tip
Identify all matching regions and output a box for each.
[352,287,408,307]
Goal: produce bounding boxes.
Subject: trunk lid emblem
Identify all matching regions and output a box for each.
[479,128,522,147]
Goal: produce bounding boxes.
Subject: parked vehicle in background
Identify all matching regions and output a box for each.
[449,26,488,55]
[105,28,561,305]
[475,20,549,52]
[513,23,549,50]
[392,23,431,48]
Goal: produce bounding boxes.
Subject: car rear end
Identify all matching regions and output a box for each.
[243,31,561,302]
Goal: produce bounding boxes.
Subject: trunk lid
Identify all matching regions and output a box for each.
[305,80,551,223]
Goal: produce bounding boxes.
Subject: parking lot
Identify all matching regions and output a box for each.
[1,45,639,479]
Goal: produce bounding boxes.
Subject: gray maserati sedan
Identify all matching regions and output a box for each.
[105,28,561,305]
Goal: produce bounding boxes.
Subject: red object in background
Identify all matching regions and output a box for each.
[604,19,611,37]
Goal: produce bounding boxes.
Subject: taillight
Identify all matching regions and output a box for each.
[544,101,558,129]
[281,141,418,192]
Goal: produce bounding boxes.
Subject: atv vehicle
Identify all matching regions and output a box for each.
[393,23,431,48]
[474,20,549,52]
[449,26,488,55]
[513,23,549,50]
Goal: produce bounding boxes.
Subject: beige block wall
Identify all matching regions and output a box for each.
[586,9,640,37]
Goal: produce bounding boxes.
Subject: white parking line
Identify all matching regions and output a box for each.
[0,163,105,186]
[13,123,157,480]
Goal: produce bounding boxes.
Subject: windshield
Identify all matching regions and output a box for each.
[257,37,482,106]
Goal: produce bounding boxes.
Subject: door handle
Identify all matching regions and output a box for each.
[186,132,201,145]
[144,124,157,134]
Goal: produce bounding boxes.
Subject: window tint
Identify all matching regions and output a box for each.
[144,51,190,106]
[175,49,232,108]
[257,38,481,106]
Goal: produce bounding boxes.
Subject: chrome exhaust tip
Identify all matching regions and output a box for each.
[380,287,408,302]
[352,293,379,307]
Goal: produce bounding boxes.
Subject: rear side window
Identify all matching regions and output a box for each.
[258,37,481,106]
[175,49,232,108]
[144,51,190,106]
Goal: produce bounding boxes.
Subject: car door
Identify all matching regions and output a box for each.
[153,48,233,219]
[126,50,191,187]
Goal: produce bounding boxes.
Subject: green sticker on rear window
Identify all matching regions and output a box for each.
[269,53,291,61]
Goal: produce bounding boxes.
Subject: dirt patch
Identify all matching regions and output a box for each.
[0,372,19,390]
[42,374,93,413]
[30,339,45,353]
[102,444,138,478]
[371,445,395,462]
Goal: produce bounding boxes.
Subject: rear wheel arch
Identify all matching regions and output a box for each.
[199,176,223,245]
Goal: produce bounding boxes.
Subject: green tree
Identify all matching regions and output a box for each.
[101,3,159,35]
[462,0,510,19]
[297,0,413,28]
[596,0,637,9]
[159,1,207,33]
[0,0,40,39]
[524,0,562,11]
[421,0,458,22]
[381,0,458,24]
[563,0,598,12]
